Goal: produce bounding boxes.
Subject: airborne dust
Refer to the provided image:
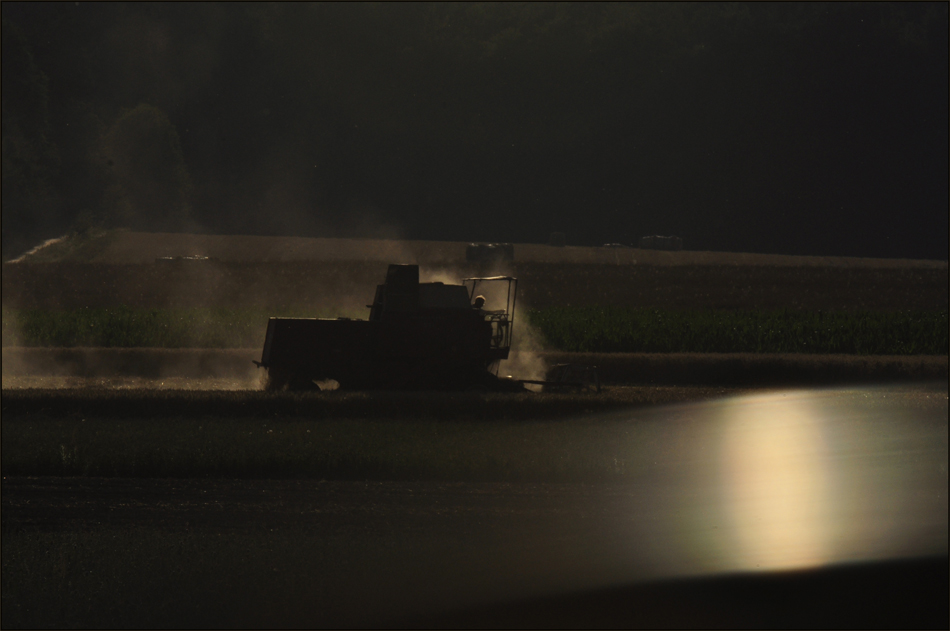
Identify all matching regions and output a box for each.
[2,235,551,390]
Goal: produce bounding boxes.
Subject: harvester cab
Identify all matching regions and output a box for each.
[463,275,517,357]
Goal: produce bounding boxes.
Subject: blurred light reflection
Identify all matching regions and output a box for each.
[717,392,833,570]
[607,387,947,589]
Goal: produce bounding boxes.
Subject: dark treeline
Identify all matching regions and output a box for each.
[2,2,947,260]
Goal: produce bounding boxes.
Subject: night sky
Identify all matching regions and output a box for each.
[2,2,947,260]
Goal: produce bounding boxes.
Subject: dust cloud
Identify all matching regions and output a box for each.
[2,235,550,389]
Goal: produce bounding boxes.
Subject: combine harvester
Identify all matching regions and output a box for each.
[256,264,527,391]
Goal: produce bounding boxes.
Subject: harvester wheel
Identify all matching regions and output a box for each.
[263,368,290,392]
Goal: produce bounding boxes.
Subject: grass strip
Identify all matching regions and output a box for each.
[4,306,947,354]
[528,307,949,355]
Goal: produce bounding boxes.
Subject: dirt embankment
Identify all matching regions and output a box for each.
[12,230,949,268]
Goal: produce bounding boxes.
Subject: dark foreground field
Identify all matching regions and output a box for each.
[0,386,763,480]
[2,384,947,628]
[3,476,946,629]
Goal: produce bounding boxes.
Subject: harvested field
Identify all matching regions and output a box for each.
[3,232,947,313]
[3,347,946,387]
[3,260,946,311]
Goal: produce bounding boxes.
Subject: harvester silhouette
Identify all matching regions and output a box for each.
[255,264,525,391]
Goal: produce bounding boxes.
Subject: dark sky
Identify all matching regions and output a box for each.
[2,2,947,260]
